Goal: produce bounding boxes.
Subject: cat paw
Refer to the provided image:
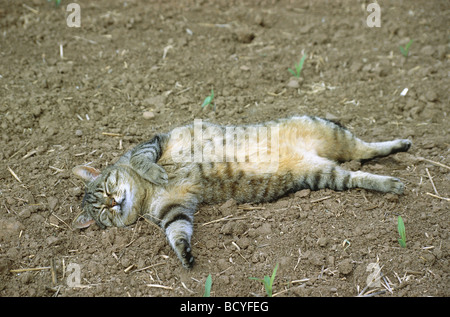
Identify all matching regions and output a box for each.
[385,177,405,194]
[175,238,195,269]
[392,139,412,154]
[149,163,169,185]
[139,163,168,185]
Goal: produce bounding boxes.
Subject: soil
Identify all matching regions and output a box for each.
[0,0,448,297]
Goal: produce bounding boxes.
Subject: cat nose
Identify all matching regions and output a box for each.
[105,197,117,207]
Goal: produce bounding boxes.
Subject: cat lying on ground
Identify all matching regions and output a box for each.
[73,115,411,268]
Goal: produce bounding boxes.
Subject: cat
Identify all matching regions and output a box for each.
[72,115,412,268]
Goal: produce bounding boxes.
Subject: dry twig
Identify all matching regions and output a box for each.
[7,166,21,183]
[425,168,439,196]
[10,267,50,273]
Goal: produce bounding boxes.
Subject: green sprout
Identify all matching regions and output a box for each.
[47,0,62,7]
[249,263,279,297]
[203,274,212,297]
[201,89,215,111]
[288,54,307,78]
[399,40,413,58]
[397,216,406,248]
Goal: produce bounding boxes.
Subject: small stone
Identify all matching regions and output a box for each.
[327,256,335,267]
[20,272,33,284]
[350,62,363,72]
[317,237,328,247]
[295,189,311,198]
[307,252,325,267]
[256,223,272,236]
[219,198,236,216]
[420,45,435,56]
[425,90,438,102]
[68,187,82,197]
[75,129,83,137]
[338,259,353,275]
[254,14,264,26]
[237,237,250,249]
[299,24,313,34]
[287,79,300,88]
[0,219,24,242]
[49,215,59,226]
[421,252,435,264]
[233,28,255,43]
[47,197,58,211]
[325,112,339,121]
[221,222,234,235]
[46,235,59,246]
[142,111,155,120]
[19,206,32,219]
[217,258,229,270]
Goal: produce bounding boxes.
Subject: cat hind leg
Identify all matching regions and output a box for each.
[353,139,412,162]
[296,156,406,194]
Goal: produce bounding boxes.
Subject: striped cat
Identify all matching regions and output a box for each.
[72,115,411,268]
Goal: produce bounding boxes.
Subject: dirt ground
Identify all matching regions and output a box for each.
[0,0,448,297]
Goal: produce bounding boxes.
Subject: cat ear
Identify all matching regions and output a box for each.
[72,165,101,183]
[72,210,96,229]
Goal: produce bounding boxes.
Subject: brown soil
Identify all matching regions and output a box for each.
[0,0,448,297]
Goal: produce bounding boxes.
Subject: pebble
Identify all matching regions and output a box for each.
[75,129,83,136]
[295,189,311,198]
[317,237,328,247]
[219,198,237,216]
[142,111,155,120]
[338,259,353,275]
[49,215,60,226]
[47,196,59,211]
[0,218,24,242]
[307,251,325,267]
[299,24,313,34]
[287,79,300,88]
[46,235,59,246]
[233,28,255,43]
[256,223,272,235]
[420,45,435,56]
[425,90,438,102]
[19,206,32,219]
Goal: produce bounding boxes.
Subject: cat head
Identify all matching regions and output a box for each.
[72,165,148,229]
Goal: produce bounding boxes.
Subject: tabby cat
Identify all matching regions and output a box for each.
[72,115,411,268]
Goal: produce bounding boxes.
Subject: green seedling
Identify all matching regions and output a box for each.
[47,0,62,7]
[399,39,413,58]
[249,263,279,297]
[201,89,215,111]
[397,216,406,248]
[288,54,307,78]
[203,274,212,297]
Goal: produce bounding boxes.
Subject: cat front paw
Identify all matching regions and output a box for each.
[147,163,169,185]
[135,163,168,186]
